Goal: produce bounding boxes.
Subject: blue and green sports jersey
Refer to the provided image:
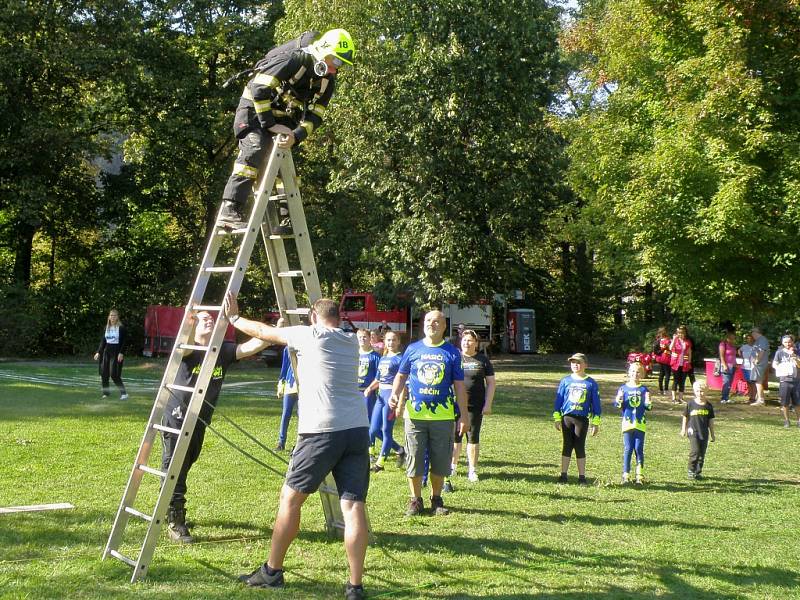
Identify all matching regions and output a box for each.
[615,383,651,432]
[376,353,402,388]
[358,349,381,390]
[399,339,464,421]
[553,374,602,425]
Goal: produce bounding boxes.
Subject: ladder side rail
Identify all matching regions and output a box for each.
[131,324,228,582]
[103,303,208,560]
[278,152,322,302]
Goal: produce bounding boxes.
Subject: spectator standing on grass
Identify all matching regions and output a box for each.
[771,335,800,428]
[357,329,381,423]
[680,381,715,480]
[553,353,601,485]
[669,326,692,404]
[739,333,757,404]
[718,330,738,404]
[652,326,672,396]
[93,308,129,400]
[275,344,297,451]
[448,329,496,487]
[614,363,651,485]
[750,328,770,405]
[369,330,407,472]
[389,310,468,517]
[684,326,698,387]
[225,293,370,600]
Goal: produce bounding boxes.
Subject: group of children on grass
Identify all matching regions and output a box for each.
[555,353,715,485]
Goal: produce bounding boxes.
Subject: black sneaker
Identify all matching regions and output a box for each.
[238,564,284,588]
[442,479,454,493]
[275,442,285,451]
[430,495,449,516]
[345,582,365,600]
[577,476,588,486]
[371,463,384,473]
[557,473,568,484]
[395,449,407,468]
[405,497,424,516]
[218,201,247,228]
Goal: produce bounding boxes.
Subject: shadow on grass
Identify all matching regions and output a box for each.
[643,476,799,494]
[371,532,799,600]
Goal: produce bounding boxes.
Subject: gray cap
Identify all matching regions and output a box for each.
[568,353,587,364]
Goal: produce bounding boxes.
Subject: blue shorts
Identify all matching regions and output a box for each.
[285,427,370,502]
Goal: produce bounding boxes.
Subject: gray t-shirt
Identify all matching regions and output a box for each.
[283,324,368,434]
[753,336,770,369]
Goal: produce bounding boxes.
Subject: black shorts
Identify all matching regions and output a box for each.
[454,408,484,444]
[285,427,370,502]
[779,380,799,407]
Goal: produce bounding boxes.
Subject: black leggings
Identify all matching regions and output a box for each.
[561,415,589,459]
[672,369,687,392]
[454,408,484,444]
[658,363,671,392]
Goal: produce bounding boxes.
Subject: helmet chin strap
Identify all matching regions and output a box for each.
[314,59,328,77]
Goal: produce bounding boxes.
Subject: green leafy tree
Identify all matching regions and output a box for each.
[563,0,800,322]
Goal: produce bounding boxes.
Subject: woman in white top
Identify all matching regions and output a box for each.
[93,309,128,399]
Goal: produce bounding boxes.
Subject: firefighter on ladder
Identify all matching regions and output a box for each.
[218,28,356,233]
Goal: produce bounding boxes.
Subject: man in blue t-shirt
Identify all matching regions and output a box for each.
[390,310,468,517]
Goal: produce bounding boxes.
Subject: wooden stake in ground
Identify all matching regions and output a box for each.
[0,503,75,515]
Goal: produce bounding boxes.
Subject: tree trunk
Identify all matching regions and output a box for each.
[13,222,36,288]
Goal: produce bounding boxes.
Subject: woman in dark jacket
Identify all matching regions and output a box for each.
[93,309,128,399]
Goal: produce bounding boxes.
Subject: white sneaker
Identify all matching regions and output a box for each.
[467,471,479,483]
[120,394,129,401]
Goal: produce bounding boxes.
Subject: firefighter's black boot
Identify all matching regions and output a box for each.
[167,505,193,543]
[218,201,247,228]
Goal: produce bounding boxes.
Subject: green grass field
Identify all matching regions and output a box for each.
[1,357,799,599]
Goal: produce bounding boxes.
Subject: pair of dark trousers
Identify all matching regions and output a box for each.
[222,129,272,205]
[658,362,671,392]
[99,348,126,395]
[161,405,209,508]
[688,436,709,475]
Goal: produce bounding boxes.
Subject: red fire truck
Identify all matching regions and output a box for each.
[142,305,236,357]
[339,292,412,333]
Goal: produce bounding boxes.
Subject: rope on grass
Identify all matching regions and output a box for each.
[206,402,289,466]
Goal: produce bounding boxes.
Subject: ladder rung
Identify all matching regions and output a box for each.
[286,308,310,316]
[278,270,303,278]
[216,227,248,236]
[178,343,209,351]
[204,266,236,273]
[270,194,287,201]
[124,506,153,522]
[152,423,181,436]
[137,465,167,478]
[269,233,295,240]
[109,549,137,568]
[193,305,222,311]
[166,383,195,393]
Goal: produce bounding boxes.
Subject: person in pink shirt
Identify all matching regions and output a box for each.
[669,326,692,404]
[718,330,738,404]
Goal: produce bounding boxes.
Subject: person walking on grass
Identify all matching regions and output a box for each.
[614,363,651,485]
[369,330,407,472]
[652,326,672,397]
[771,335,800,428]
[94,308,128,400]
[718,330,738,404]
[447,329,496,488]
[750,327,770,405]
[680,381,715,480]
[161,310,269,544]
[553,353,601,485]
[389,310,468,517]
[224,293,370,600]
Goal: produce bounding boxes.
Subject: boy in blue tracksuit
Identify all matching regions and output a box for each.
[275,347,297,451]
[614,363,652,485]
[553,353,601,484]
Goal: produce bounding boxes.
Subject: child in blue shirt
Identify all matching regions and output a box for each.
[614,363,652,485]
[553,353,601,485]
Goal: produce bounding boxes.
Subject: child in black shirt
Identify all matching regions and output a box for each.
[680,381,715,479]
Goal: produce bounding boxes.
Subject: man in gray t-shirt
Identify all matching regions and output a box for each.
[224,293,370,599]
[750,327,770,405]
